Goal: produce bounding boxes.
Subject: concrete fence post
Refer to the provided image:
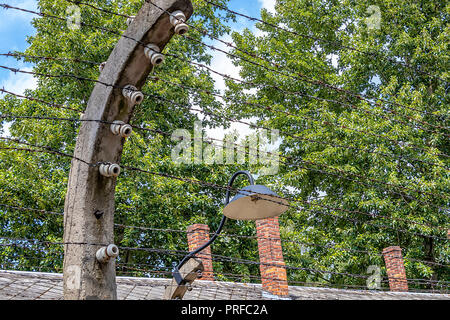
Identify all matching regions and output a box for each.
[62,0,193,299]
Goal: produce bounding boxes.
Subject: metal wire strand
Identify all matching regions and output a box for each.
[1,66,448,210]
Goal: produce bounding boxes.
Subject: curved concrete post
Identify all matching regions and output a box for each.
[63,0,193,300]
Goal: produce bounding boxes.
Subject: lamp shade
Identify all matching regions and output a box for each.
[223,185,289,220]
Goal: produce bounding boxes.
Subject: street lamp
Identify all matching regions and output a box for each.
[172,170,289,285]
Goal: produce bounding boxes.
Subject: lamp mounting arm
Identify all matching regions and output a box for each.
[173,170,255,285]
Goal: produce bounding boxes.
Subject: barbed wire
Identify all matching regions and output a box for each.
[0,251,447,292]
[404,258,450,268]
[2,121,416,215]
[0,203,64,217]
[2,67,448,210]
[111,246,416,284]
[161,52,450,138]
[0,88,83,113]
[0,52,99,67]
[67,0,449,124]
[0,236,107,247]
[0,267,446,296]
[1,1,449,296]
[138,91,450,206]
[122,165,449,240]
[183,29,449,129]
[5,50,449,160]
[2,2,448,139]
[1,237,448,288]
[1,203,449,268]
[117,264,448,292]
[1,235,448,289]
[0,270,378,298]
[200,0,449,86]
[2,106,450,202]
[2,115,449,227]
[0,53,448,182]
[161,49,448,138]
[2,126,449,228]
[0,237,374,281]
[143,77,450,169]
[0,138,448,240]
[64,0,131,19]
[0,269,268,297]
[2,5,445,212]
[3,52,449,170]
[1,6,450,156]
[0,139,446,240]
[146,75,450,160]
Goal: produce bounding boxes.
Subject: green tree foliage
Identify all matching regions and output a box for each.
[225,0,449,290]
[0,0,252,277]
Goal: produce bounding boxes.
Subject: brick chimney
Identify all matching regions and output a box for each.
[186,224,214,281]
[256,217,289,297]
[382,246,408,292]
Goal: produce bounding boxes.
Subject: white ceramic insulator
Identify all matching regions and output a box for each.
[96,244,119,263]
[174,23,189,35]
[110,120,133,138]
[99,163,121,177]
[122,85,144,105]
[99,62,106,72]
[170,11,189,35]
[144,44,165,66]
[170,10,186,25]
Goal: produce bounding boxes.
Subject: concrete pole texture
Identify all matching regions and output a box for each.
[62,0,193,300]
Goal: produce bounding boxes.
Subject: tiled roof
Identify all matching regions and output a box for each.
[0,270,448,300]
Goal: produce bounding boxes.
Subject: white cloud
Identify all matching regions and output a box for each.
[326,53,339,68]
[195,1,279,143]
[258,0,276,14]
[0,65,37,138]
[0,0,37,29]
[202,31,256,141]
[209,34,242,93]
[0,66,37,97]
[204,116,259,143]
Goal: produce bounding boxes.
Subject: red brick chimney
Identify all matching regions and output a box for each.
[186,224,214,281]
[256,217,289,297]
[382,246,408,292]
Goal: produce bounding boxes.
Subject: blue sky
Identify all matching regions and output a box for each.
[0,0,38,95]
[0,0,276,140]
[0,0,274,95]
